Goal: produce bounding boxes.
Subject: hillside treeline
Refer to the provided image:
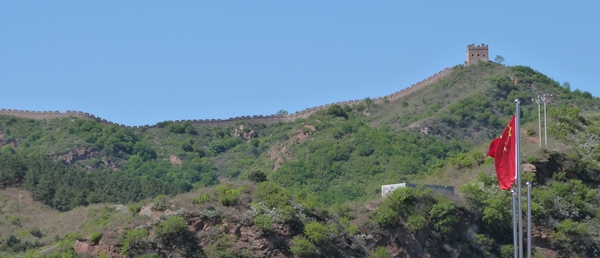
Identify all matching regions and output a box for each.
[0,153,172,211]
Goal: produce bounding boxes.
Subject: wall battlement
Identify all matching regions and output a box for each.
[0,66,454,129]
[466,43,488,50]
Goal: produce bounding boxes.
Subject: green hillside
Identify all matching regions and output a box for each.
[1,62,599,257]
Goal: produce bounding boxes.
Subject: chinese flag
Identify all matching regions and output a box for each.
[487,115,516,190]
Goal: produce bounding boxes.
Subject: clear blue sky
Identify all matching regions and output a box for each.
[1,2,598,126]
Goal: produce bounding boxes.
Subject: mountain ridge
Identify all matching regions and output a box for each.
[0,67,453,128]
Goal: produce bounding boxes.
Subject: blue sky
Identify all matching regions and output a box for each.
[1,2,598,126]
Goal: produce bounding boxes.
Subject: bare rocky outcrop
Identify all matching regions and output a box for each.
[74,239,124,258]
[268,146,291,170]
[169,155,182,166]
[58,146,117,170]
[291,125,315,144]
[522,163,536,172]
[234,125,257,141]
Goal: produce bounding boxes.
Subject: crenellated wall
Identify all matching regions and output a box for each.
[0,66,454,129]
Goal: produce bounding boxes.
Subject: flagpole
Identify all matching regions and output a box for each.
[527,182,532,258]
[511,190,518,258]
[515,99,523,258]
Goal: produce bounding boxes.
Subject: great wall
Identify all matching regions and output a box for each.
[0,66,455,129]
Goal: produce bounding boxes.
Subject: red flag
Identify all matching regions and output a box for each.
[487,115,516,190]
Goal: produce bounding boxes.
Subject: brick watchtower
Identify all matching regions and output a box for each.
[465,43,489,65]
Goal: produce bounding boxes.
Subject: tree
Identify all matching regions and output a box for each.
[248,170,267,183]
[133,142,157,161]
[326,105,348,119]
[276,109,288,115]
[494,55,505,65]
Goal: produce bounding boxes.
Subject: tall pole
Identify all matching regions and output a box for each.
[532,97,542,148]
[538,102,542,147]
[527,182,532,258]
[512,190,518,258]
[543,100,547,146]
[540,94,552,147]
[515,99,523,258]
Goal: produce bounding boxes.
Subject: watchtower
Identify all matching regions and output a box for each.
[466,43,489,65]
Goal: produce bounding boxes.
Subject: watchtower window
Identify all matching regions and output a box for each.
[472,54,474,56]
[477,54,480,56]
[483,54,485,56]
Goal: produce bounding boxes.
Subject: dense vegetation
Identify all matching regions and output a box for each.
[1,62,599,257]
[0,153,172,211]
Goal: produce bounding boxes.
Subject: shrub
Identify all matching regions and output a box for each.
[346,224,360,236]
[304,222,328,244]
[9,217,21,227]
[29,226,43,238]
[471,151,486,166]
[120,228,150,256]
[250,138,260,148]
[156,216,188,240]
[475,234,494,245]
[373,246,391,258]
[192,193,211,205]
[209,141,226,154]
[254,181,291,209]
[213,184,242,207]
[521,172,536,184]
[253,215,273,233]
[90,232,102,243]
[525,156,538,164]
[355,103,366,112]
[289,236,314,257]
[0,235,42,253]
[405,215,427,232]
[550,219,589,252]
[373,207,398,227]
[475,234,494,253]
[199,206,222,219]
[449,153,474,169]
[153,195,169,211]
[481,197,511,231]
[132,142,157,161]
[429,200,459,233]
[154,215,201,256]
[500,244,514,258]
[203,232,236,257]
[128,203,144,215]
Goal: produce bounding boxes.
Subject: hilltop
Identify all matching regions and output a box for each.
[1,62,599,257]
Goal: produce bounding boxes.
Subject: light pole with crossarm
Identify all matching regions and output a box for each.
[540,94,552,146]
[532,96,542,148]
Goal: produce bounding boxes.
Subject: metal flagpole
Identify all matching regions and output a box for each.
[527,182,532,258]
[512,190,518,258]
[515,99,523,258]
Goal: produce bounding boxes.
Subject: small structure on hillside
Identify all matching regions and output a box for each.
[466,43,489,65]
[381,183,454,197]
[381,183,406,197]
